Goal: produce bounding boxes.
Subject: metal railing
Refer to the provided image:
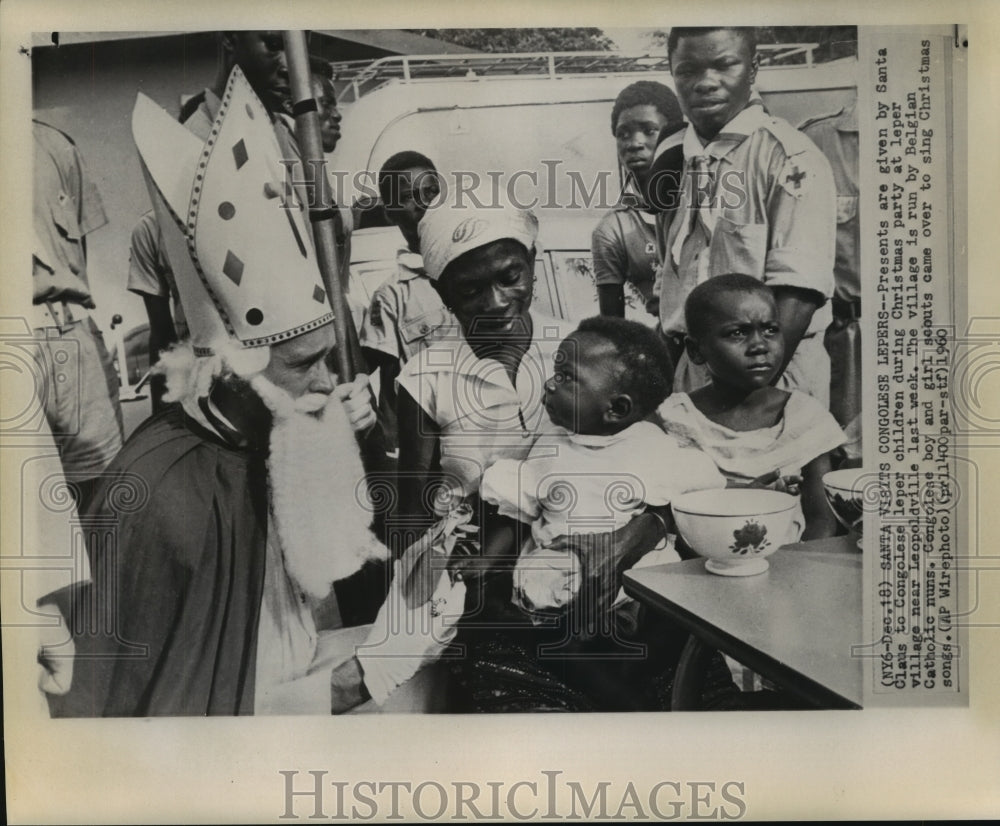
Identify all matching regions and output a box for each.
[329,44,820,104]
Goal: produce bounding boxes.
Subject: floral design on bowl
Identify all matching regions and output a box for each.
[729,520,771,555]
[822,469,870,546]
[672,489,802,577]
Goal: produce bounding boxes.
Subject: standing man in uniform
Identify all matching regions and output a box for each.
[592,80,685,324]
[657,27,836,403]
[801,100,862,463]
[359,151,453,452]
[32,120,124,507]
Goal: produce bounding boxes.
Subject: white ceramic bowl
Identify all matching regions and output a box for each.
[672,489,803,576]
[822,468,867,540]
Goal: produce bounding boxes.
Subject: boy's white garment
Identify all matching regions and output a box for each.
[480,420,725,614]
[658,390,846,483]
[659,390,846,694]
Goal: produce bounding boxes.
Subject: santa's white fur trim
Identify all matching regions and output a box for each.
[154,338,270,407]
[155,341,220,404]
[250,373,388,599]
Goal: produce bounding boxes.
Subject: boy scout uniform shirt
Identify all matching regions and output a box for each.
[361,250,454,363]
[799,104,859,307]
[591,204,661,321]
[658,102,836,341]
[32,121,108,307]
[801,103,862,455]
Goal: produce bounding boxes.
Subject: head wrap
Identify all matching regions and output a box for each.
[418,201,539,282]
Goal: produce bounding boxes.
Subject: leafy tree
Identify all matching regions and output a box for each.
[409,28,615,53]
[640,26,856,64]
[756,26,857,63]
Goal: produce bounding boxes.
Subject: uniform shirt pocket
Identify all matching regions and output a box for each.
[399,307,449,345]
[708,216,767,278]
[50,192,82,242]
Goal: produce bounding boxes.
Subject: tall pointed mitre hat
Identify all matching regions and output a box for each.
[131,66,333,358]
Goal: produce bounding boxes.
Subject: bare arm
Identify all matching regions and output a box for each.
[592,216,628,318]
[597,283,626,318]
[142,294,178,411]
[773,285,822,380]
[329,657,370,713]
[362,347,401,414]
[544,508,667,576]
[800,451,837,540]
[396,385,442,526]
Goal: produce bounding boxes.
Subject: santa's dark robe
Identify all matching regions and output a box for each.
[45,405,386,717]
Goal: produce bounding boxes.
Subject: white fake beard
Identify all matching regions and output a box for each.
[249,374,388,600]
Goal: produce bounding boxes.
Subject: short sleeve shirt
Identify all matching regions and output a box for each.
[360,250,454,363]
[32,121,108,306]
[800,104,859,304]
[591,206,661,315]
[127,210,188,338]
[658,103,836,338]
[397,309,574,498]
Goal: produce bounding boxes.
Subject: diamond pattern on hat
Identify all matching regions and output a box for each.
[132,65,334,351]
[232,138,248,170]
[222,250,244,285]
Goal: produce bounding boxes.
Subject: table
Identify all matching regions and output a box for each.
[623,536,862,710]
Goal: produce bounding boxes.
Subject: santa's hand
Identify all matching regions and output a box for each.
[38,615,74,696]
[356,560,465,705]
[335,374,376,433]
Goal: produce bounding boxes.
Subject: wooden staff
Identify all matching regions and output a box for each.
[283,30,359,382]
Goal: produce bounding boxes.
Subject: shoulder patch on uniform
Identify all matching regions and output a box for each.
[778,155,818,198]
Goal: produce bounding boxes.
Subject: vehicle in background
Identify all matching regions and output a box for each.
[114,46,857,438]
[331,48,857,324]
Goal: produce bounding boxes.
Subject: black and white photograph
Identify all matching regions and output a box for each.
[2,1,997,822]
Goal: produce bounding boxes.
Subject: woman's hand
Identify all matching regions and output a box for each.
[335,373,377,433]
[545,509,666,579]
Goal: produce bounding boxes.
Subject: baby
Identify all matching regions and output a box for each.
[480,316,725,626]
[658,273,846,541]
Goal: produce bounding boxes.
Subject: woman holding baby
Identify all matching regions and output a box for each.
[394,202,726,711]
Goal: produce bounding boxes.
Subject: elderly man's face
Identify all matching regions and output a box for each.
[223,31,291,115]
[262,323,337,400]
[670,29,758,141]
[438,239,534,339]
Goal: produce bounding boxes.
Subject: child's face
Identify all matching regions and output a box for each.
[615,104,670,179]
[544,332,622,435]
[689,290,785,390]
